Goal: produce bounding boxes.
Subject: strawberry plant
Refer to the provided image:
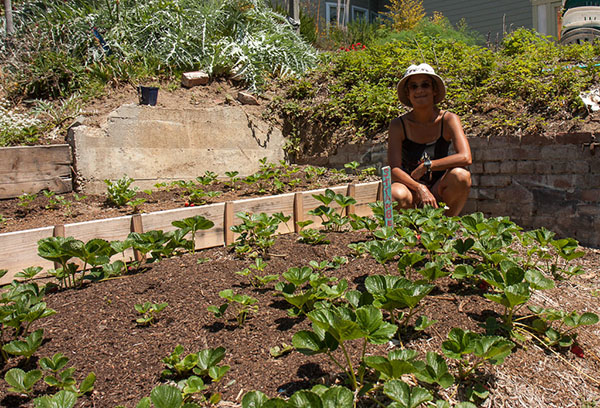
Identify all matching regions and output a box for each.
[34,390,78,408]
[365,275,434,330]
[230,212,290,258]
[526,306,599,348]
[207,289,258,327]
[242,385,354,408]
[161,345,229,382]
[235,258,279,288]
[39,353,96,396]
[309,189,356,232]
[135,302,168,326]
[441,328,515,380]
[293,304,397,390]
[104,175,139,208]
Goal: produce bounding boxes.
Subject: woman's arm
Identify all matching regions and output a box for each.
[410,112,472,180]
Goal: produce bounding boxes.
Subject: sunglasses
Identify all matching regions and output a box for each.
[407,82,432,91]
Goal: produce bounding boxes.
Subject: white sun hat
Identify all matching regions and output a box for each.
[397,63,446,107]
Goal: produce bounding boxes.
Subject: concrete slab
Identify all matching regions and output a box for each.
[68,104,285,193]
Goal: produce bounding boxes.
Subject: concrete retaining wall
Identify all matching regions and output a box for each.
[68,104,285,193]
[324,132,600,248]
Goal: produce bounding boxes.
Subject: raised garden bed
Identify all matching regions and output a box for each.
[0,199,598,407]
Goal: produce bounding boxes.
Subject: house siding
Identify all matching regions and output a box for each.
[422,0,533,40]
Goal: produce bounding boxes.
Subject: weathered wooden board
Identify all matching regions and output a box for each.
[141,203,225,249]
[0,227,54,284]
[354,181,380,217]
[232,193,296,234]
[0,145,73,199]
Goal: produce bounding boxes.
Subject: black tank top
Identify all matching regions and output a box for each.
[400,112,450,186]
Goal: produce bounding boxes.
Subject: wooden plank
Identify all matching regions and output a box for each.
[131,214,145,263]
[142,203,225,250]
[354,181,380,217]
[232,193,296,234]
[346,184,356,216]
[0,145,72,178]
[0,145,72,199]
[0,177,72,200]
[224,202,234,246]
[0,227,54,284]
[293,192,303,233]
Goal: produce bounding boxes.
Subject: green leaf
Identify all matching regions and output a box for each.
[79,372,96,394]
[150,384,183,408]
[34,390,77,408]
[289,390,323,408]
[292,330,330,355]
[383,380,433,408]
[5,368,42,394]
[414,315,437,331]
[242,391,270,408]
[414,352,454,388]
[3,328,44,358]
[320,386,353,408]
[524,270,555,290]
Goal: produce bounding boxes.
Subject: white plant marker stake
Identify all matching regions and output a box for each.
[381,166,394,228]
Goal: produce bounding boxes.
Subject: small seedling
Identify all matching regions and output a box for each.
[17,192,36,210]
[135,302,168,326]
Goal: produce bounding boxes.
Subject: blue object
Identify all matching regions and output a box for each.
[92,27,112,56]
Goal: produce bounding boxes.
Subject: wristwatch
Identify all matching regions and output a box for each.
[420,152,432,181]
[423,156,432,174]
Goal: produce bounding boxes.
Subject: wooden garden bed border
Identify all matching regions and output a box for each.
[0,181,381,284]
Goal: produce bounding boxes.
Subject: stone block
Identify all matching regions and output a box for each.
[535,161,550,174]
[484,161,501,174]
[500,161,517,174]
[181,71,209,88]
[467,136,487,149]
[516,161,536,174]
[544,175,579,192]
[541,145,581,161]
[462,200,478,214]
[478,200,507,216]
[510,146,541,160]
[480,148,507,161]
[576,204,600,217]
[478,175,511,187]
[580,188,600,202]
[496,183,533,203]
[237,92,259,105]
[470,162,484,174]
[555,132,593,145]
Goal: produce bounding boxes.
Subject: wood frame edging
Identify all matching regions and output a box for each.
[0,181,381,284]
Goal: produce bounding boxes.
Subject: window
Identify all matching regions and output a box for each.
[352,6,368,22]
[326,2,347,26]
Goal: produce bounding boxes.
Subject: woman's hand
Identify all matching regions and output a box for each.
[415,184,438,208]
[410,164,426,181]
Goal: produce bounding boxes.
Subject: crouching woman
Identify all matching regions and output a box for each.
[387,63,472,216]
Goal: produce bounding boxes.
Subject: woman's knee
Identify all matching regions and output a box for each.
[391,183,413,208]
[447,167,471,189]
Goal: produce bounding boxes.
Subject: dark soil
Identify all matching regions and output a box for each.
[0,167,375,234]
[0,229,599,407]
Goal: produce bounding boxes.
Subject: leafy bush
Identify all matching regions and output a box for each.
[0,99,41,147]
[3,0,317,95]
[274,26,599,157]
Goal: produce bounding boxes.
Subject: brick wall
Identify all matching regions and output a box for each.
[324,132,600,248]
